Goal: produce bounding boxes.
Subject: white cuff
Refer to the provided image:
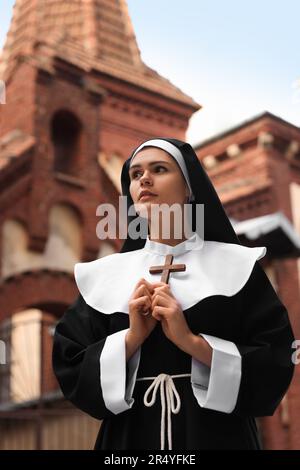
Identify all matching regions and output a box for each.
[100,328,141,414]
[191,334,241,413]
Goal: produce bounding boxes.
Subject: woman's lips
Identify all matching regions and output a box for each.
[139,194,157,200]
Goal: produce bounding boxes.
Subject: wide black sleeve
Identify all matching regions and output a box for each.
[233,262,295,417]
[52,294,115,420]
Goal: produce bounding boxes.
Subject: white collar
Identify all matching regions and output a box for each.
[143,232,204,256]
[74,236,267,314]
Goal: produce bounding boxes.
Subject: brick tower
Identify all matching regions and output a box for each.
[0,0,200,449]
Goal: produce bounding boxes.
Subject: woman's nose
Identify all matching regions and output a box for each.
[140,171,152,185]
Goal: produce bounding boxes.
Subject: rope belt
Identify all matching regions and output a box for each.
[136,373,191,450]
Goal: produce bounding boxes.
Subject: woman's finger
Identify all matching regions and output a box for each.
[152,305,169,320]
[132,283,151,300]
[153,287,171,296]
[153,285,173,299]
[141,278,155,293]
[152,293,170,308]
[138,284,152,298]
[137,278,155,292]
[151,281,168,288]
[152,282,171,291]
[130,295,151,312]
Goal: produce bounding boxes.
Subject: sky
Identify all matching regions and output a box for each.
[1,0,300,145]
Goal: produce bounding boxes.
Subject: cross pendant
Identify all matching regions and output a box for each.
[149,254,186,284]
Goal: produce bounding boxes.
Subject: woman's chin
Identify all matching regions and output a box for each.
[135,200,160,210]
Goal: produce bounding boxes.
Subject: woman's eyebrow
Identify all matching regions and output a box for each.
[129,161,171,171]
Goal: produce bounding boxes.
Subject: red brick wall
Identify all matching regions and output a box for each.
[0,61,37,138]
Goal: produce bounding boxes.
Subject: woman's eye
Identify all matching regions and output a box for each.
[131,171,142,179]
[155,166,167,172]
[130,166,167,180]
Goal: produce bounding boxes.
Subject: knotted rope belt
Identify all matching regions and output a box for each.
[136,373,191,450]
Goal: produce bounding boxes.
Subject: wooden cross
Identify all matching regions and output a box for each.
[149,254,186,284]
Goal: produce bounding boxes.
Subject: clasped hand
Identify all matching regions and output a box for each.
[129,277,191,349]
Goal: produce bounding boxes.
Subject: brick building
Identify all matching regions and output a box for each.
[0,0,299,450]
[195,112,300,449]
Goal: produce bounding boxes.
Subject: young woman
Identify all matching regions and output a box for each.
[52,138,295,450]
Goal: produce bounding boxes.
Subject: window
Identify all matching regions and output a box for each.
[51,110,82,177]
[0,310,58,405]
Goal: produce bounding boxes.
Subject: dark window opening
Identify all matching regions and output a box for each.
[51,110,83,177]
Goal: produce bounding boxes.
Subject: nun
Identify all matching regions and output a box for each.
[52,138,295,450]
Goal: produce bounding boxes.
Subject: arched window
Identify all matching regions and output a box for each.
[1,219,41,279]
[44,203,82,269]
[51,110,82,177]
[0,309,57,405]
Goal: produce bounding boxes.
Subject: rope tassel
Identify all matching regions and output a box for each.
[136,373,191,450]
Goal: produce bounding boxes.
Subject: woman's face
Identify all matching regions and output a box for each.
[129,147,190,209]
